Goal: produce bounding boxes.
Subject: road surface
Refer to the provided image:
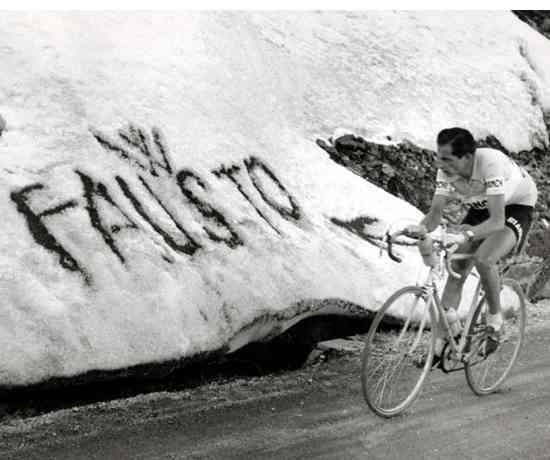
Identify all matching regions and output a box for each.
[1,303,550,460]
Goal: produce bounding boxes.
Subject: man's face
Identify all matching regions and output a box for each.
[435,143,470,176]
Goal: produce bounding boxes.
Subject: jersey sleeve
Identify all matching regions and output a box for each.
[483,160,505,195]
[435,169,454,196]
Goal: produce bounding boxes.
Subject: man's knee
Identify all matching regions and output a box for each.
[473,253,498,272]
[446,257,472,282]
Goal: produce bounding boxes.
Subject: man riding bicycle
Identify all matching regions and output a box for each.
[405,127,538,362]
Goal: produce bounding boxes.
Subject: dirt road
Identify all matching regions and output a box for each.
[1,304,550,460]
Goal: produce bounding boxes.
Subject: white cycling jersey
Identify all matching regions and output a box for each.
[434,147,538,209]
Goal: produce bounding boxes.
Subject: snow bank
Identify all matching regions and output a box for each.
[0,11,549,386]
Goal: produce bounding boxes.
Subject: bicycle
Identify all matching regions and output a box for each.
[361,223,526,418]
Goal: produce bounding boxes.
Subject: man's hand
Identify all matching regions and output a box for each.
[402,224,428,239]
[445,232,467,247]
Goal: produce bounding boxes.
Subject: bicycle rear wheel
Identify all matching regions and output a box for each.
[361,286,436,417]
[464,278,526,395]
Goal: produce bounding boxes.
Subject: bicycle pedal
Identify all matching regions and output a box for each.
[439,343,462,373]
[483,338,500,356]
[414,354,442,370]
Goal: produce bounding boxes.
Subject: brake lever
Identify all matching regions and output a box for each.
[385,231,403,263]
[445,243,462,278]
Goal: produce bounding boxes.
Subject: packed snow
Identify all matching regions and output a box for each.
[0,11,549,386]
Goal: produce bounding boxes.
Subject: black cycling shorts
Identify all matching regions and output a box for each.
[461,204,534,253]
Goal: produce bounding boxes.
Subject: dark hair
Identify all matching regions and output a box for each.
[436,127,476,158]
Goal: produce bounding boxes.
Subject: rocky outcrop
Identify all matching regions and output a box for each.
[514,11,550,41]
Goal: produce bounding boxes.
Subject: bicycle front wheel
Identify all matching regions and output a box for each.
[361,286,436,417]
[465,278,526,395]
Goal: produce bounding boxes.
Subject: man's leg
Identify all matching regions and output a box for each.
[473,227,517,334]
[433,241,476,356]
[441,251,474,311]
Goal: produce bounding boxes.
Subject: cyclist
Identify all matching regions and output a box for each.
[405,127,537,361]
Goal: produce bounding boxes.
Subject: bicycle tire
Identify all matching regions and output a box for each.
[361,286,436,417]
[464,278,526,395]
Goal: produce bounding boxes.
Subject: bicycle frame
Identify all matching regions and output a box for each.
[419,255,485,366]
[382,219,506,366]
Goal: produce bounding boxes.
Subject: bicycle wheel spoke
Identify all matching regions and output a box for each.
[362,286,435,417]
[370,340,400,401]
[385,350,412,407]
[478,356,492,386]
[376,368,391,407]
[381,350,405,401]
[367,354,387,382]
[396,297,421,344]
[375,344,411,408]
[409,312,429,354]
[465,279,525,395]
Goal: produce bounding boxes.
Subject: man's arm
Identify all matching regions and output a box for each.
[464,194,506,240]
[420,194,449,233]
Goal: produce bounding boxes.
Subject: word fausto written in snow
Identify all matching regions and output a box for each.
[10,125,302,285]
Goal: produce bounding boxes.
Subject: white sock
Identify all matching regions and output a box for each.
[487,312,503,330]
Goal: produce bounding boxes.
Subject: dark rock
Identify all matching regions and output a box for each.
[513,11,550,40]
